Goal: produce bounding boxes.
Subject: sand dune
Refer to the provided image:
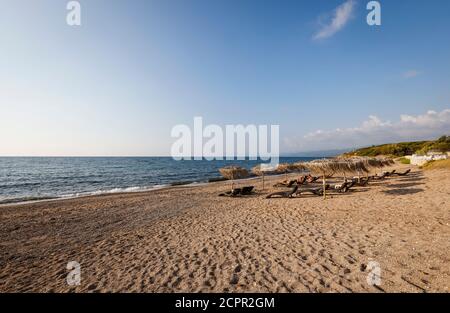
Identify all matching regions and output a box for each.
[0,165,449,292]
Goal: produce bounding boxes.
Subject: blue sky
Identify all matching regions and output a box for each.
[1,0,449,156]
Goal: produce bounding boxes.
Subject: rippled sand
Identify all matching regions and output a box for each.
[1,165,449,292]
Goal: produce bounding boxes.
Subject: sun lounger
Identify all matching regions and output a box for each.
[219,186,255,197]
[273,174,321,188]
[273,179,296,187]
[392,169,411,176]
[240,186,255,195]
[386,169,396,176]
[219,188,241,197]
[357,177,370,186]
[352,177,370,186]
[306,176,319,183]
[371,172,388,180]
[266,185,299,198]
[297,175,308,185]
[296,184,330,196]
[273,175,310,188]
[378,169,396,177]
[332,181,355,193]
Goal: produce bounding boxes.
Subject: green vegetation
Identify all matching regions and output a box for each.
[415,136,450,155]
[344,135,450,157]
[398,157,411,164]
[421,159,450,170]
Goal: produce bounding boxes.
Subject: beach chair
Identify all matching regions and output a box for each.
[332,181,355,193]
[372,172,388,180]
[379,169,395,177]
[240,186,255,195]
[386,169,396,176]
[393,169,411,176]
[358,177,370,186]
[352,177,370,186]
[219,186,255,197]
[306,175,320,183]
[273,175,309,188]
[296,175,308,185]
[219,188,241,197]
[296,184,330,196]
[266,185,299,198]
[273,179,296,188]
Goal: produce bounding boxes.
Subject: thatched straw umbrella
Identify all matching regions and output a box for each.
[337,157,372,182]
[357,157,393,176]
[304,158,370,198]
[334,157,351,182]
[219,166,249,191]
[331,158,350,182]
[303,159,337,199]
[293,162,308,172]
[276,163,298,181]
[363,157,384,177]
[252,164,276,190]
[347,159,369,182]
[336,156,394,180]
[379,157,395,166]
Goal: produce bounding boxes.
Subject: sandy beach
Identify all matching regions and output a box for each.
[1,164,449,293]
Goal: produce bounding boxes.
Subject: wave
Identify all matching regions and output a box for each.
[61,185,171,198]
[0,184,170,205]
[0,157,315,206]
[0,196,59,205]
[0,173,268,205]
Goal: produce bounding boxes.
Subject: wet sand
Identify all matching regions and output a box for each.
[1,165,449,292]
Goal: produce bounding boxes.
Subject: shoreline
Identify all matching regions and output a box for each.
[0,173,287,208]
[0,157,316,207]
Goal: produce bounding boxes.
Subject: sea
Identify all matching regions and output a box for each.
[0,157,316,204]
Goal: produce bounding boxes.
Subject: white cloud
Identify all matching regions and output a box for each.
[313,0,356,40]
[283,109,450,152]
[403,70,420,79]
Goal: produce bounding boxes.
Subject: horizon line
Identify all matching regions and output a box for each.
[0,155,327,158]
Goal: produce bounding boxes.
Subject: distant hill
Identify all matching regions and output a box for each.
[343,136,450,157]
[284,148,352,158]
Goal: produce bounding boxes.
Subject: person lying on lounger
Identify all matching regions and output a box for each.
[273,175,317,187]
[306,175,320,183]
